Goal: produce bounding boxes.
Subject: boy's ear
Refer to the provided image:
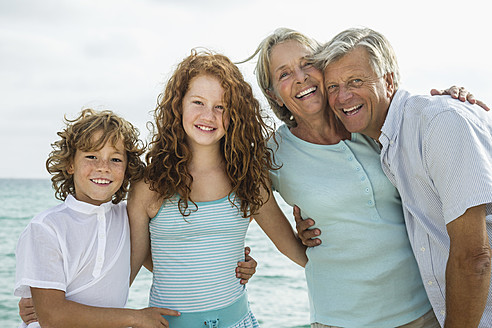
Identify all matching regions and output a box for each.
[67,163,74,175]
[266,89,284,107]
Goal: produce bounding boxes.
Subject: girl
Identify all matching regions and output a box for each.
[128,50,307,327]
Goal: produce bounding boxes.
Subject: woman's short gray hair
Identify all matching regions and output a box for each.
[313,27,400,90]
[242,27,320,127]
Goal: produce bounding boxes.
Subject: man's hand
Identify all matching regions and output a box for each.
[236,246,257,284]
[293,205,321,247]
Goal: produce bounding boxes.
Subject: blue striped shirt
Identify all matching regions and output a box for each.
[379,89,492,327]
[149,195,249,312]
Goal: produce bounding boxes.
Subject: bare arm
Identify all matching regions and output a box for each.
[253,187,307,267]
[127,180,156,284]
[445,204,491,327]
[31,288,179,328]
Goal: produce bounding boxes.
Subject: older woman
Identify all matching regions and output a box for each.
[246,28,482,328]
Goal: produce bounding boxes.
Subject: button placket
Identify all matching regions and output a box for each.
[93,210,107,277]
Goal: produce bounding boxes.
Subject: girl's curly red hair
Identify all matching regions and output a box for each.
[146,49,276,217]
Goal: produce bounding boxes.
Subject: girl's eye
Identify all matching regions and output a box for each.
[111,158,123,163]
[215,105,225,111]
[85,155,96,159]
[192,100,203,105]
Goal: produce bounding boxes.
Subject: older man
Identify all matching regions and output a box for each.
[311,28,492,327]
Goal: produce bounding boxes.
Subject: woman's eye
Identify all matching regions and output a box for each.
[279,72,289,80]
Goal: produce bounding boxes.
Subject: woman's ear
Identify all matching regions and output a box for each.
[266,88,284,107]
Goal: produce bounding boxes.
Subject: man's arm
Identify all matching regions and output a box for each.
[30,288,179,328]
[445,204,491,328]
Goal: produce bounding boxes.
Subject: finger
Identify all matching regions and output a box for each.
[430,88,444,96]
[457,87,468,102]
[244,246,251,256]
[476,99,490,111]
[465,93,476,104]
[293,205,302,224]
[159,308,181,317]
[296,218,315,232]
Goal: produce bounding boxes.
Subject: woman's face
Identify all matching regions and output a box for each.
[268,40,327,122]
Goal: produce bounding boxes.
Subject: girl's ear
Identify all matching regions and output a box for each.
[266,89,284,107]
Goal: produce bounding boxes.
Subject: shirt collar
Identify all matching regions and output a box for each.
[65,194,114,215]
[379,89,411,146]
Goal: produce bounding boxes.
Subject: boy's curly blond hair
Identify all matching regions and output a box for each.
[46,108,145,204]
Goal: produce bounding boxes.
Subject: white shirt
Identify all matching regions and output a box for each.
[15,195,130,309]
[379,89,492,327]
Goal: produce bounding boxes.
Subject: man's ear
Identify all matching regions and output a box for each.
[266,88,284,107]
[384,72,395,98]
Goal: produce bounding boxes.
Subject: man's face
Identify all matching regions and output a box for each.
[323,47,394,139]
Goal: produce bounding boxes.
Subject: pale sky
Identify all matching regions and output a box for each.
[1,0,490,179]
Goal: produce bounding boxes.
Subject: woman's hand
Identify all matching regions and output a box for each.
[431,86,489,111]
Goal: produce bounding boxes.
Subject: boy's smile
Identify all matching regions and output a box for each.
[68,131,127,206]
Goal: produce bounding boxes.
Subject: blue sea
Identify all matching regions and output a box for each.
[0,178,310,327]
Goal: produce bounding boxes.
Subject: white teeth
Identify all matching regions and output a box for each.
[92,179,110,184]
[296,87,316,98]
[197,125,214,131]
[343,105,361,113]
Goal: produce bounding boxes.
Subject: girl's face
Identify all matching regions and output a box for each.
[182,74,230,150]
[68,131,127,206]
[269,40,326,122]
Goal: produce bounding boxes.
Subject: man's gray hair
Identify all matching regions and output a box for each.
[313,27,400,89]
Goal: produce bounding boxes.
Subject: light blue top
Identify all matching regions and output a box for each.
[149,195,251,312]
[380,89,492,327]
[270,125,431,327]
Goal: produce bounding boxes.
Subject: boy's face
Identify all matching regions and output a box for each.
[67,132,127,206]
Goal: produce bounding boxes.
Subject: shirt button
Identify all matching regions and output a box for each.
[440,310,445,315]
[420,247,425,252]
[348,156,353,161]
[360,176,366,181]
[365,188,370,193]
[427,281,433,285]
[341,146,347,151]
[356,167,361,171]
[368,200,373,206]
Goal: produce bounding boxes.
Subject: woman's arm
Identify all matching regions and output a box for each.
[30,288,178,328]
[431,86,490,111]
[253,186,307,267]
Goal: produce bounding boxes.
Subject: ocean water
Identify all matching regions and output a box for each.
[0,179,309,327]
